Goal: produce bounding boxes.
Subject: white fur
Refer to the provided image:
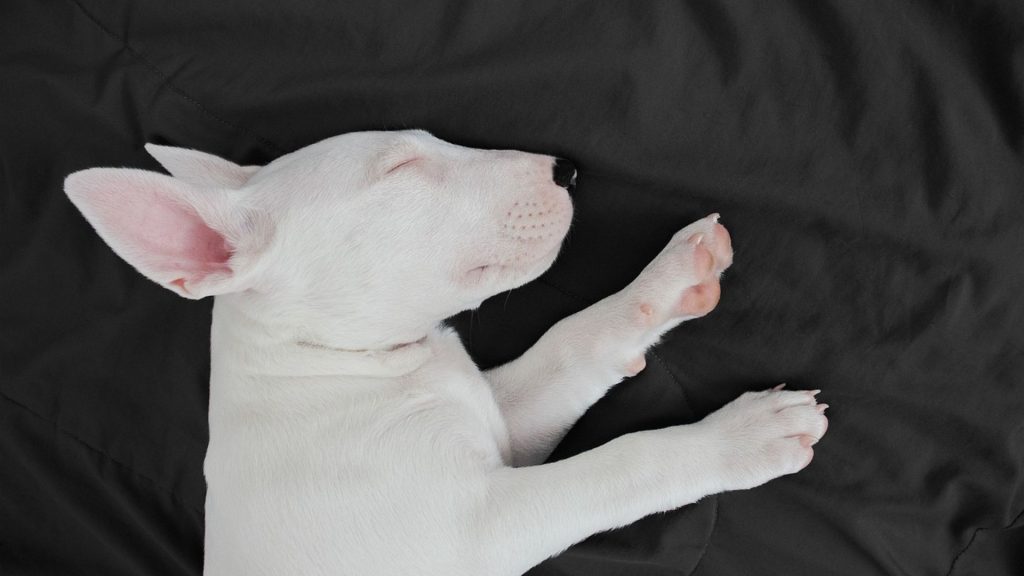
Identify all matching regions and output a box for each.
[64,130,829,575]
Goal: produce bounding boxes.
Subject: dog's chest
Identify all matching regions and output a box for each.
[208,329,510,477]
[204,328,510,574]
[406,328,512,465]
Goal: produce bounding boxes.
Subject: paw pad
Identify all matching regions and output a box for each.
[677,280,721,317]
[625,355,647,376]
[637,303,655,325]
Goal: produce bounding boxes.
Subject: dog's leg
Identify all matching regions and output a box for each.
[487,214,732,465]
[480,388,827,574]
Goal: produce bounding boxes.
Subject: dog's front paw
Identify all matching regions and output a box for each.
[627,213,732,333]
[698,387,828,492]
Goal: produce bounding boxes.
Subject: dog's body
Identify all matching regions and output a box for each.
[66,130,828,575]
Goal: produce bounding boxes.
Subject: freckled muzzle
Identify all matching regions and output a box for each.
[501,186,574,268]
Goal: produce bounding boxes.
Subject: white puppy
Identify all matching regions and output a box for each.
[65,130,828,576]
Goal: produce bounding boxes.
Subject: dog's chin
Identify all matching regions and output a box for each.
[462,242,564,298]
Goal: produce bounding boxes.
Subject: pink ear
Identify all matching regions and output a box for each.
[65,168,241,299]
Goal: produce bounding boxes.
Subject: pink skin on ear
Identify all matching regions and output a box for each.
[65,168,234,297]
[138,197,232,293]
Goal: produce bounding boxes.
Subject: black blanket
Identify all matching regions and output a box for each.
[2,1,1022,574]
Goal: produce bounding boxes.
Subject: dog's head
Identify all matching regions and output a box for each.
[65,130,575,348]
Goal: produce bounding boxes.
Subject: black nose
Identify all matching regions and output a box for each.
[552,158,578,192]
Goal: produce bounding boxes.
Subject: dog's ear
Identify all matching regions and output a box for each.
[144,143,261,189]
[64,168,272,299]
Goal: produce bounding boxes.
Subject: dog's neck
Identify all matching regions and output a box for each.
[290,336,433,377]
[211,296,434,378]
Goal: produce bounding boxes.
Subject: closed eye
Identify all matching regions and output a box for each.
[386,157,420,174]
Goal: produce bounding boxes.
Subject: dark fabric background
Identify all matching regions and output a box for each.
[2,1,1022,574]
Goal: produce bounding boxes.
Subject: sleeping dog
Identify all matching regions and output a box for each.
[65,130,828,575]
